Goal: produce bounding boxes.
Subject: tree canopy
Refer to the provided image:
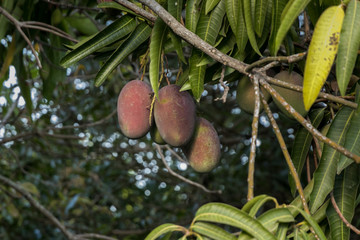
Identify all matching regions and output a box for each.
[1,0,360,239]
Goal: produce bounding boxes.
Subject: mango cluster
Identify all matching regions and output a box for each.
[117,80,221,173]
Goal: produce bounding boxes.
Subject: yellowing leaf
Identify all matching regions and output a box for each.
[303,5,344,110]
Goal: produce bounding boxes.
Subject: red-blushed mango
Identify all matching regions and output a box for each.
[154,85,196,147]
[183,118,221,173]
[117,80,153,138]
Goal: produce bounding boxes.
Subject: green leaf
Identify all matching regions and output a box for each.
[205,0,221,14]
[310,107,354,213]
[254,0,269,37]
[269,0,287,55]
[247,196,278,217]
[238,208,295,240]
[243,0,261,55]
[168,0,183,21]
[150,19,168,98]
[327,164,359,240]
[191,222,236,240]
[337,110,360,173]
[20,182,40,197]
[14,53,32,115]
[189,1,225,99]
[275,223,288,240]
[274,0,311,55]
[185,0,202,33]
[64,13,98,36]
[194,203,276,240]
[289,108,325,196]
[189,49,206,100]
[145,223,185,240]
[97,2,136,16]
[336,0,360,96]
[95,22,151,87]
[287,205,327,240]
[169,31,186,64]
[60,15,136,68]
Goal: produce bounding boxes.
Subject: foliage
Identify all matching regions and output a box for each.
[1,0,360,240]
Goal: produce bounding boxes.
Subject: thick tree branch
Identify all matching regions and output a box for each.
[137,0,248,73]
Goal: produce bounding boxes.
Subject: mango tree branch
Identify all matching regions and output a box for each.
[115,0,156,22]
[0,174,74,239]
[258,75,360,163]
[0,6,42,68]
[247,74,261,201]
[137,0,248,73]
[260,94,310,214]
[155,144,221,194]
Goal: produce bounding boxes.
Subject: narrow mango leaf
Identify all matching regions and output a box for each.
[191,222,236,240]
[0,0,14,41]
[336,0,360,96]
[190,1,226,100]
[185,0,202,33]
[269,0,287,55]
[356,83,360,112]
[275,223,288,240]
[193,203,276,240]
[43,35,66,99]
[306,0,325,26]
[189,50,206,100]
[310,107,354,213]
[226,0,248,53]
[168,0,183,21]
[169,31,186,63]
[274,0,311,55]
[145,223,185,240]
[20,182,40,197]
[205,0,221,14]
[248,196,278,217]
[327,164,359,240]
[97,2,137,16]
[95,23,151,87]
[243,0,261,55]
[241,194,268,212]
[14,53,32,115]
[60,15,136,68]
[0,34,16,91]
[303,5,345,110]
[256,0,272,49]
[287,205,327,240]
[289,179,314,216]
[337,110,360,173]
[254,0,268,37]
[289,108,325,197]
[238,208,295,240]
[150,19,168,98]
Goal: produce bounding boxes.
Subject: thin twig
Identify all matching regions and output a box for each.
[330,191,360,235]
[260,73,358,109]
[0,174,74,239]
[258,75,360,163]
[0,95,20,128]
[22,21,77,42]
[245,52,307,72]
[215,66,229,103]
[43,0,100,11]
[247,74,261,201]
[155,144,221,194]
[114,0,156,22]
[74,233,117,240]
[164,145,187,163]
[260,93,310,214]
[0,6,42,68]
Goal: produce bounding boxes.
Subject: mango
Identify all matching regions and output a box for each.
[236,76,271,114]
[272,71,308,118]
[117,80,153,138]
[154,85,196,146]
[183,118,221,173]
